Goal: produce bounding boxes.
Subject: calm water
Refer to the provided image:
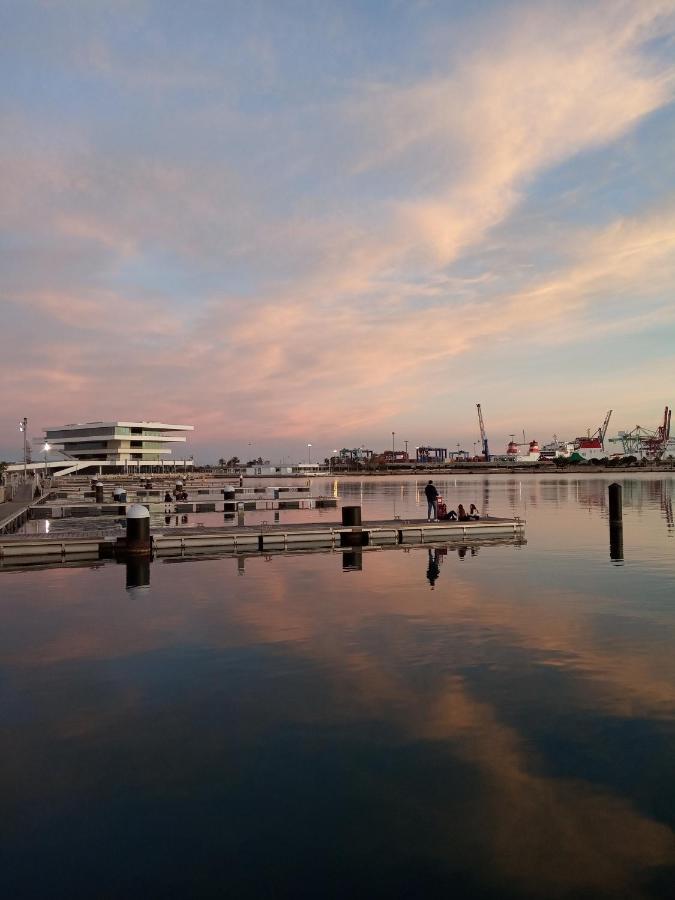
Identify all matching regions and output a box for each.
[2,474,674,898]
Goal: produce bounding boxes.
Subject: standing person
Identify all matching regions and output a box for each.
[424,480,439,521]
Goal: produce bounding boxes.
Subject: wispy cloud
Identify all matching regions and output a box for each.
[1,0,675,457]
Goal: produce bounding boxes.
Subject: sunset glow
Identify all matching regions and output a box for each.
[2,1,675,461]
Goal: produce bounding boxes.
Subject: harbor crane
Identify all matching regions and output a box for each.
[575,409,612,451]
[610,406,672,460]
[598,409,613,450]
[476,403,490,462]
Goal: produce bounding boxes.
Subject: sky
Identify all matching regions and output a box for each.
[2,0,675,464]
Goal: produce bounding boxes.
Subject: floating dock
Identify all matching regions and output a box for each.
[31,497,337,518]
[0,516,524,565]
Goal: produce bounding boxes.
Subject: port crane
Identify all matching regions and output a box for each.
[476,404,490,462]
[598,409,613,450]
[575,409,612,451]
[610,406,672,460]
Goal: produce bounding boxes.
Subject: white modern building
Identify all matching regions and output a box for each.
[41,420,194,474]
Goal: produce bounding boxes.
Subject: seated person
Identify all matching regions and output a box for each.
[446,509,457,520]
[457,504,470,521]
[469,503,480,519]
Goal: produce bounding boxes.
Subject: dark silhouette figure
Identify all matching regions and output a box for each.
[426,549,440,588]
[424,480,439,521]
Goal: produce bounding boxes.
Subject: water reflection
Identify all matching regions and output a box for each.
[2,475,675,898]
[342,548,363,571]
[125,555,150,591]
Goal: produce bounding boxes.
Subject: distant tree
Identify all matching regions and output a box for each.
[218,457,225,467]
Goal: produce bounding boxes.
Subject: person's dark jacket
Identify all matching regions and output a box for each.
[424,483,438,501]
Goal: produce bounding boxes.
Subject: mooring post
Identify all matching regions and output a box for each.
[608,482,622,524]
[340,505,367,546]
[95,481,104,504]
[608,483,624,562]
[223,484,236,515]
[113,485,127,514]
[125,503,151,555]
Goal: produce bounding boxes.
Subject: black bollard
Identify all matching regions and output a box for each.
[126,555,150,590]
[126,503,151,555]
[608,483,624,562]
[95,481,104,504]
[610,523,624,562]
[113,486,127,514]
[342,505,362,527]
[608,483,623,524]
[340,505,367,546]
[223,485,235,501]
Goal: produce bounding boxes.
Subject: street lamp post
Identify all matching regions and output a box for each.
[404,440,408,456]
[43,443,50,482]
[307,443,312,464]
[392,431,395,454]
[19,417,28,482]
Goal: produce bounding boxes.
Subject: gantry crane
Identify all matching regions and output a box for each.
[476,403,490,462]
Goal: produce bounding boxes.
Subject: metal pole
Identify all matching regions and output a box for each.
[22,417,28,482]
[392,431,395,454]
